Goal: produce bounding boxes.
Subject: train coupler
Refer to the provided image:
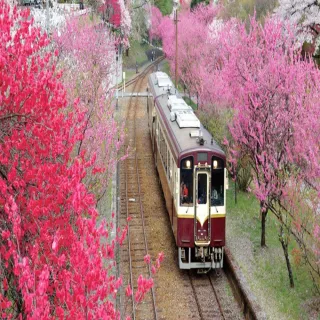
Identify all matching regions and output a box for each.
[197,268,211,274]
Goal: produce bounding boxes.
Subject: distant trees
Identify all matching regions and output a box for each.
[220,0,277,21]
[154,0,172,16]
[190,0,209,10]
[131,5,149,42]
[150,4,219,102]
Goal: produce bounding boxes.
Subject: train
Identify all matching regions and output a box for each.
[147,72,227,272]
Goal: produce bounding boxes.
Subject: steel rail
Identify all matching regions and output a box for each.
[188,270,226,320]
[134,130,158,320]
[208,273,226,320]
[124,159,135,319]
[189,271,205,320]
[116,56,165,90]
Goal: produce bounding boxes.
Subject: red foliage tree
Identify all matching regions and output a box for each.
[0,2,160,317]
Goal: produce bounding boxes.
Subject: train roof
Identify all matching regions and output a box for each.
[149,72,225,160]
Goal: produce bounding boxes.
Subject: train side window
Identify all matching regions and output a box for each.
[211,157,224,207]
[164,143,167,171]
[168,151,171,180]
[180,156,193,206]
[152,108,156,123]
[160,130,162,156]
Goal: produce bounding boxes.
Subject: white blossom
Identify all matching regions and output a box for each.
[275,0,320,46]
[118,0,131,38]
[30,2,67,33]
[208,18,224,40]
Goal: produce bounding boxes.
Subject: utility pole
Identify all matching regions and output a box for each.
[173,0,178,87]
[116,48,119,109]
[116,53,118,109]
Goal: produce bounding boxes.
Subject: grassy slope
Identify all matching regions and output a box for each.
[226,182,318,319]
[122,40,152,69]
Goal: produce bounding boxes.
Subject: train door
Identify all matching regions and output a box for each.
[194,170,211,244]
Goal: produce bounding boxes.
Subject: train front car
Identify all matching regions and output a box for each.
[178,149,226,271]
[147,72,226,272]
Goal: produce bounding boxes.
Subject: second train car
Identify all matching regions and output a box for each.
[147,72,228,271]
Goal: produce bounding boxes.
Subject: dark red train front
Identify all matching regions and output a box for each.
[176,152,226,270]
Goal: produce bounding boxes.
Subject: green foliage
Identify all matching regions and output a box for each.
[182,96,197,110]
[161,60,171,75]
[122,39,152,69]
[236,156,252,192]
[190,0,209,9]
[220,0,278,22]
[155,0,173,16]
[196,108,233,149]
[227,183,319,319]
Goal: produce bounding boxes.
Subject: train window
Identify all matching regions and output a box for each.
[164,143,167,170]
[197,173,207,204]
[180,156,193,206]
[160,129,164,160]
[211,157,224,207]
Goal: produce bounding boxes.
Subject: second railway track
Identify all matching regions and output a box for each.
[118,59,162,320]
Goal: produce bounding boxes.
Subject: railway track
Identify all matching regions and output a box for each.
[118,58,164,320]
[116,57,164,91]
[189,271,226,320]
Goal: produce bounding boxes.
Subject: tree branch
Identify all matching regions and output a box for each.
[0,114,29,121]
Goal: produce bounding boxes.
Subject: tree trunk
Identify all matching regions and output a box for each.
[234,177,237,205]
[279,226,294,288]
[260,202,267,247]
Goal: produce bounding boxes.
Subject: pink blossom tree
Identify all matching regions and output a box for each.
[100,0,131,48]
[174,5,220,100]
[54,15,127,203]
[220,16,320,287]
[150,4,220,101]
[151,5,320,287]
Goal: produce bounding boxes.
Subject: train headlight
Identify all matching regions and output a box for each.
[186,160,191,168]
[213,160,218,169]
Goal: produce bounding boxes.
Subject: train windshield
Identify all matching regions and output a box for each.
[180,157,193,206]
[211,157,224,206]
